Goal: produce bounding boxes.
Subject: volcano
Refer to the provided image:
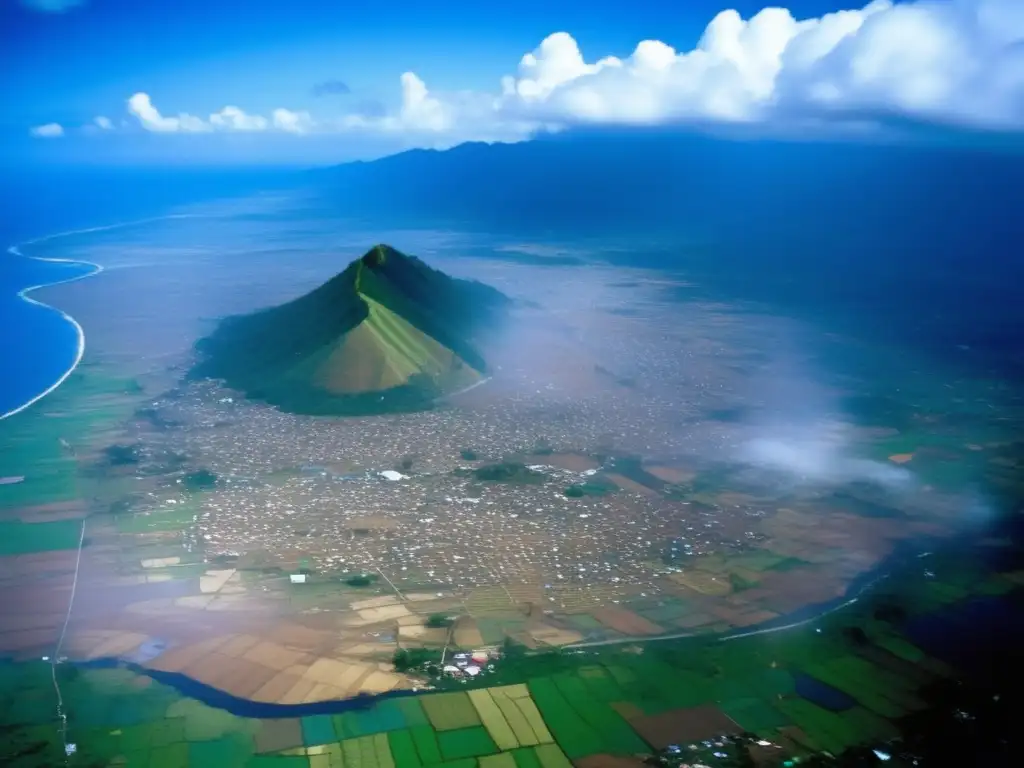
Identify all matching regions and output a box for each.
[192,244,509,415]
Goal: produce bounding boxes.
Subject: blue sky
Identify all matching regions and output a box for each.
[5,0,1024,166]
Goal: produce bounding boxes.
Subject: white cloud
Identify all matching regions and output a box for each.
[30,122,64,138]
[128,93,212,133]
[94,116,113,130]
[125,93,315,135]
[210,106,269,131]
[489,0,1024,131]
[46,1,1024,147]
[322,0,1024,142]
[271,108,314,134]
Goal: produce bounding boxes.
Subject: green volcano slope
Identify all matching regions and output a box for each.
[192,244,510,415]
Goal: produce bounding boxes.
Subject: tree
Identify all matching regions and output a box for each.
[345,574,376,587]
[182,468,217,490]
[104,443,140,466]
[393,647,434,672]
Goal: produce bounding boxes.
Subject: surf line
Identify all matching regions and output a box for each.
[1,213,201,421]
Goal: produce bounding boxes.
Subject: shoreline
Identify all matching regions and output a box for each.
[2,241,102,421]
[0,214,199,421]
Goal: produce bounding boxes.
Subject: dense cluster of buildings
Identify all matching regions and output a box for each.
[111,288,794,605]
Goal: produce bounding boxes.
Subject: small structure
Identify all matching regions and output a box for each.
[289,574,307,584]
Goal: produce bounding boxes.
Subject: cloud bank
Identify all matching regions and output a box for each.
[37,0,1024,143]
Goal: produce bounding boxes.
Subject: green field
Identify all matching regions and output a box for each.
[0,548,1018,767]
[0,519,82,555]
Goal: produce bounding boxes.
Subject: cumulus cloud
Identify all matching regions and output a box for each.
[125,93,314,135]
[128,93,212,133]
[272,108,315,134]
[492,0,1024,131]
[19,0,85,12]
[209,106,269,131]
[43,1,1024,144]
[29,122,64,138]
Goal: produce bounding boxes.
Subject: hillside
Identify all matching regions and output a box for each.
[191,244,509,415]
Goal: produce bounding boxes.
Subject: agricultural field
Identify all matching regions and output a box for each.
[2,545,1020,767]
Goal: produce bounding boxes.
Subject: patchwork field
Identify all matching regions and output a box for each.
[4,551,1019,767]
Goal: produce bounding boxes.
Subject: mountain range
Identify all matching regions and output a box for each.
[309,130,1024,380]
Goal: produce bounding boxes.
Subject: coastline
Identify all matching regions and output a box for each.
[1,241,102,421]
[0,214,199,421]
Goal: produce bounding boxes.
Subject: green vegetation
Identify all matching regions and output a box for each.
[182,468,218,490]
[473,462,544,484]
[191,244,509,416]
[663,466,735,501]
[437,726,498,760]
[460,449,480,461]
[0,368,142,510]
[115,499,201,535]
[604,455,665,492]
[729,572,757,592]
[530,439,554,456]
[422,692,483,731]
[393,648,440,673]
[103,443,141,466]
[426,613,454,629]
[345,573,380,587]
[564,475,618,498]
[0,519,82,556]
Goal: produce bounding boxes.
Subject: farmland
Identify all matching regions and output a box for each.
[3,544,1021,767]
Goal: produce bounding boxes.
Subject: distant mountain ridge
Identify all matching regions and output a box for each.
[310,130,1024,381]
[192,244,509,415]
